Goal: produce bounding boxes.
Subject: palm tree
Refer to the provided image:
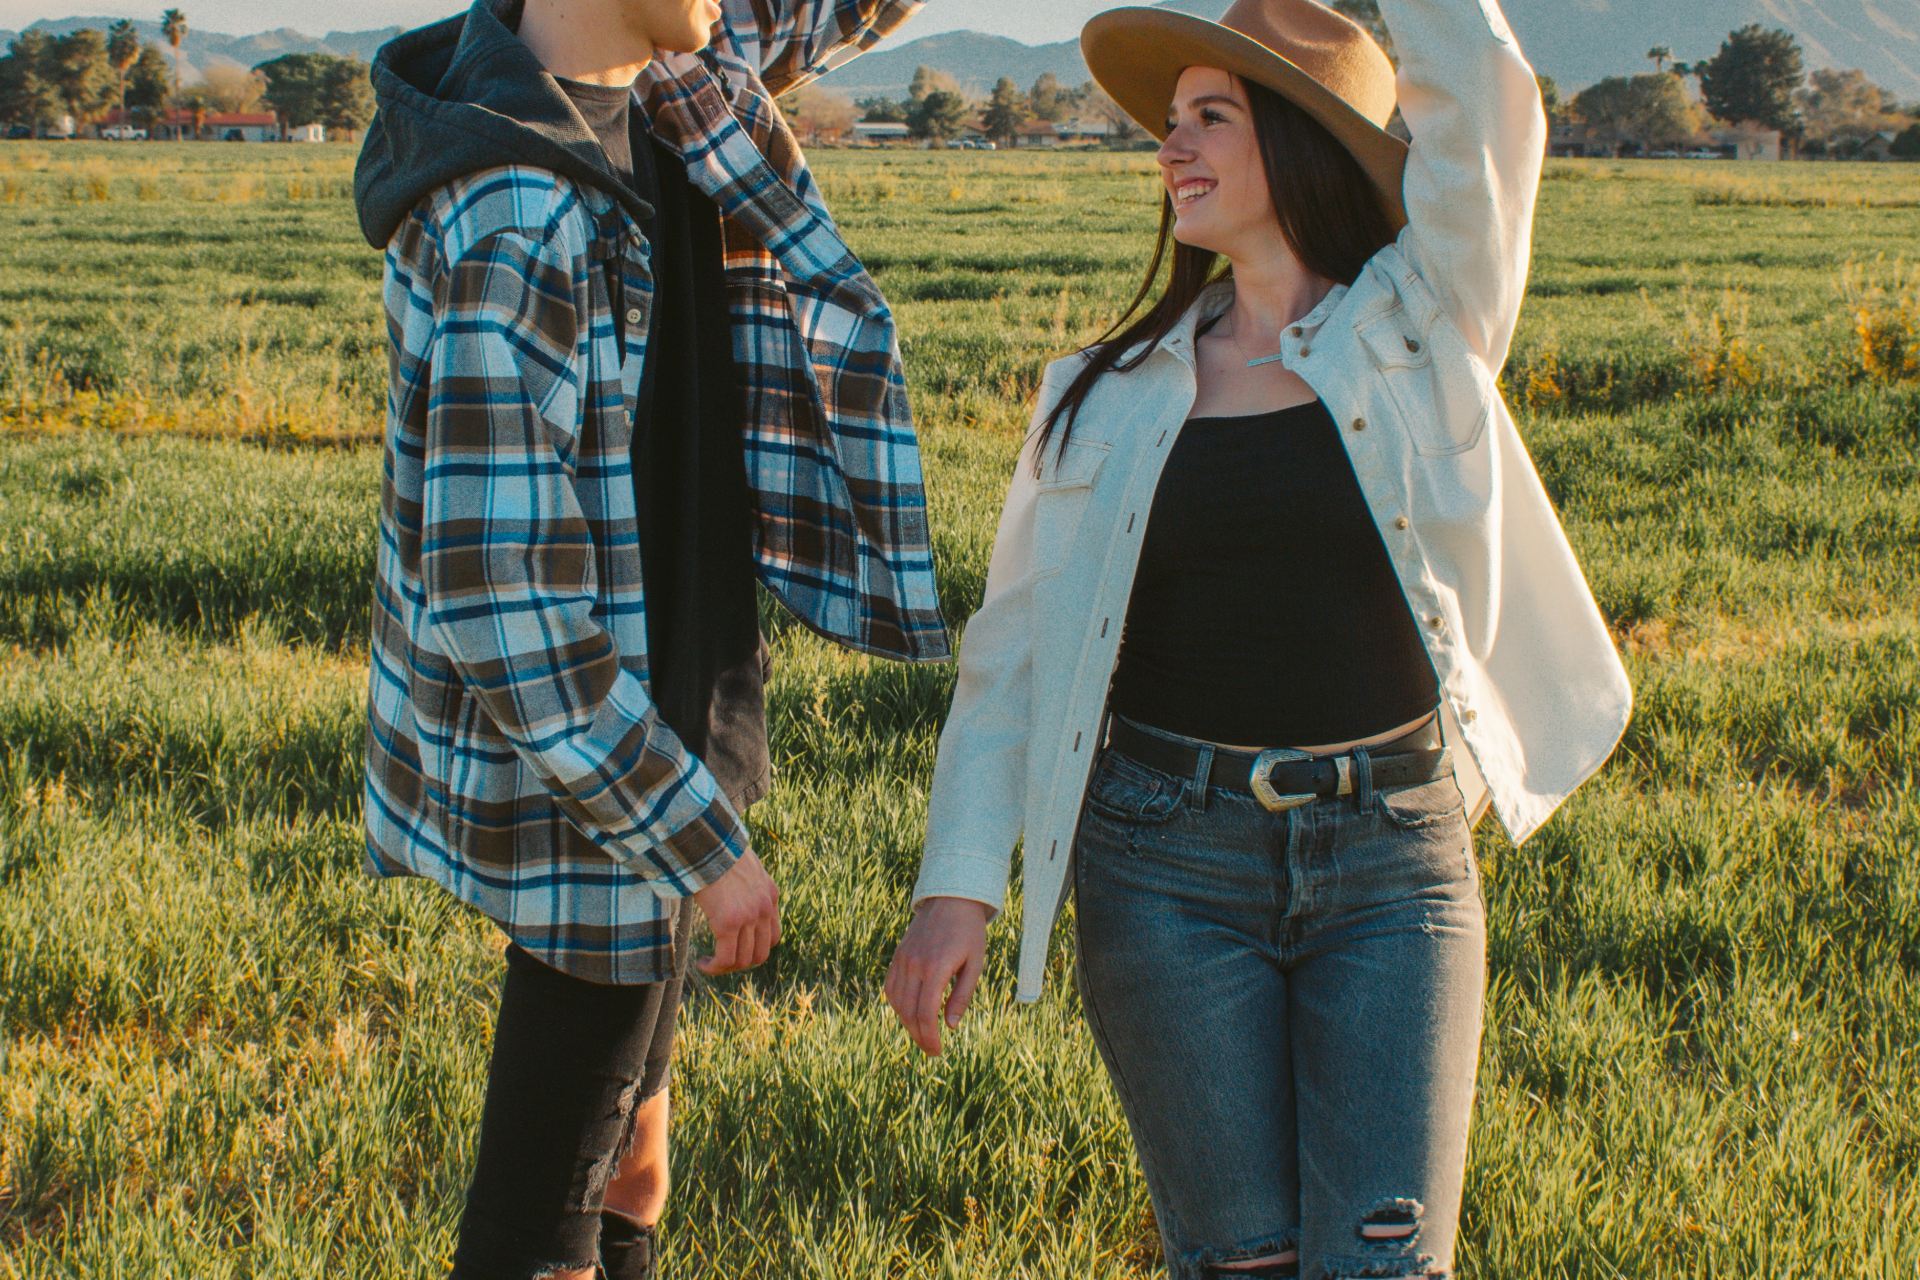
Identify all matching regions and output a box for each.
[1647,45,1672,75]
[107,19,141,120]
[161,9,187,106]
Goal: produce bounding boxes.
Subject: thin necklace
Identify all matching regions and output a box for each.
[1212,317,1287,368]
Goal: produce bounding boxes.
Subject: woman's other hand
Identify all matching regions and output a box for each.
[885,897,992,1056]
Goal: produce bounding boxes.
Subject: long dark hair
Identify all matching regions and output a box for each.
[1034,76,1400,469]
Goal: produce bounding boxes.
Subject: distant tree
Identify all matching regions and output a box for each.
[107,19,141,117]
[1332,0,1394,62]
[777,83,856,143]
[908,65,958,102]
[1029,71,1065,122]
[857,95,907,123]
[125,43,170,129]
[1796,68,1901,155]
[982,76,1027,146]
[1647,45,1672,75]
[0,32,63,132]
[161,8,188,103]
[320,57,374,138]
[175,85,211,138]
[48,29,115,126]
[1082,82,1145,144]
[1892,123,1920,160]
[257,52,373,137]
[906,88,968,141]
[1699,24,1804,140]
[1573,73,1702,152]
[201,62,265,115]
[255,52,328,127]
[1537,73,1563,123]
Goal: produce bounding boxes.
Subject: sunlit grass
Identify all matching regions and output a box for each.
[0,144,1916,1275]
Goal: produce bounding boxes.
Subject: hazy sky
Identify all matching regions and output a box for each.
[0,0,1099,43]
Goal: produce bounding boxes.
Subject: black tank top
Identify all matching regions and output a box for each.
[1107,399,1439,746]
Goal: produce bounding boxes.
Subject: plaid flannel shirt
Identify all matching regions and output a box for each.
[364,0,947,984]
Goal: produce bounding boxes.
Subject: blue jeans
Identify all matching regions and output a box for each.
[1071,718,1485,1280]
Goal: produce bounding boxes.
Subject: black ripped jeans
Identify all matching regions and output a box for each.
[450,898,696,1280]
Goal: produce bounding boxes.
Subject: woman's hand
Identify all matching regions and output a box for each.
[885,897,992,1056]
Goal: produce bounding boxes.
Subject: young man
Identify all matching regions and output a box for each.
[352,1,947,1275]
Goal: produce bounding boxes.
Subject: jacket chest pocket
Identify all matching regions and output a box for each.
[1031,437,1110,577]
[1359,312,1492,457]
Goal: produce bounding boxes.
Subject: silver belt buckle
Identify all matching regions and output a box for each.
[1249,750,1348,813]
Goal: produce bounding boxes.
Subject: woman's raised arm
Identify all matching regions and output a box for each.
[1377,0,1548,371]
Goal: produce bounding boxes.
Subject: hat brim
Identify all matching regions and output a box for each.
[1082,6,1408,229]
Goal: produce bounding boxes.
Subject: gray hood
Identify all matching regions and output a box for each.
[352,0,654,248]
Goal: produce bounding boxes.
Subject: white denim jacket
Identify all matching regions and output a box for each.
[913,0,1632,1002]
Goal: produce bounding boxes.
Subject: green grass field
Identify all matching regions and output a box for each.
[1,140,1917,1277]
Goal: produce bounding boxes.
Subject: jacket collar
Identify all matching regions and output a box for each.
[1156,275,1352,368]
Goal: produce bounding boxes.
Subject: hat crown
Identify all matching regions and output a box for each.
[1214,0,1396,128]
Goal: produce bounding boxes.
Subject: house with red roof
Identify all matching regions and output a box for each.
[97,108,283,142]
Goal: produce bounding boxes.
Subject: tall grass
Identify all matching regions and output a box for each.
[0,146,1916,1275]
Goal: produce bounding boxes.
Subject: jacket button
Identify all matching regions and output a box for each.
[1394,516,1410,530]
[1351,417,1367,432]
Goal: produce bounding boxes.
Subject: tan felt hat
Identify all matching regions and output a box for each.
[1082,0,1408,227]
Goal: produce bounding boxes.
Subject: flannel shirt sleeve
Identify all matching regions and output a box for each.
[722,0,926,97]
[421,228,749,898]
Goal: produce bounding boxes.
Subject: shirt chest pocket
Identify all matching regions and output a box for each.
[1358,312,1493,457]
[1030,437,1111,578]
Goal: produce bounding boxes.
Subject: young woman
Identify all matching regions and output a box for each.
[885,0,1631,1276]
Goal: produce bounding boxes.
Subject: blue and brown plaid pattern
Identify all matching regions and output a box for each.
[364,0,947,984]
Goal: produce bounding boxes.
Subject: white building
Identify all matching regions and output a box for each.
[851,121,910,145]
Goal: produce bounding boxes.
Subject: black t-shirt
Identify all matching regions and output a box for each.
[1106,399,1439,746]
[558,78,771,812]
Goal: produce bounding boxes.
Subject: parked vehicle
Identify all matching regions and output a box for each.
[5,125,32,140]
[100,125,147,141]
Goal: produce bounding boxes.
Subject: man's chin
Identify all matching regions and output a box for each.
[658,19,718,55]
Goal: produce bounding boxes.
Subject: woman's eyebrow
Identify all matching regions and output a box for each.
[1173,93,1243,112]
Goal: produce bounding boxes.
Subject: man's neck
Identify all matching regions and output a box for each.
[518,0,656,86]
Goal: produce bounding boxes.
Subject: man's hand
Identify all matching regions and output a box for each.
[692,849,780,976]
[885,897,991,1056]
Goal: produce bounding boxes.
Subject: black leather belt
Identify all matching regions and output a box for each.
[1106,715,1450,813]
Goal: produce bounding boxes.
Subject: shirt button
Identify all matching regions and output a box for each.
[1290,326,1303,338]
[1298,345,1311,357]
[625,308,643,326]
[1462,708,1478,723]
[1394,516,1410,530]
[1351,417,1367,432]
[1405,336,1422,353]
[1428,615,1443,628]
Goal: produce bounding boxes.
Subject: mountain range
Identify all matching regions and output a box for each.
[4,0,1916,100]
[814,0,1920,103]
